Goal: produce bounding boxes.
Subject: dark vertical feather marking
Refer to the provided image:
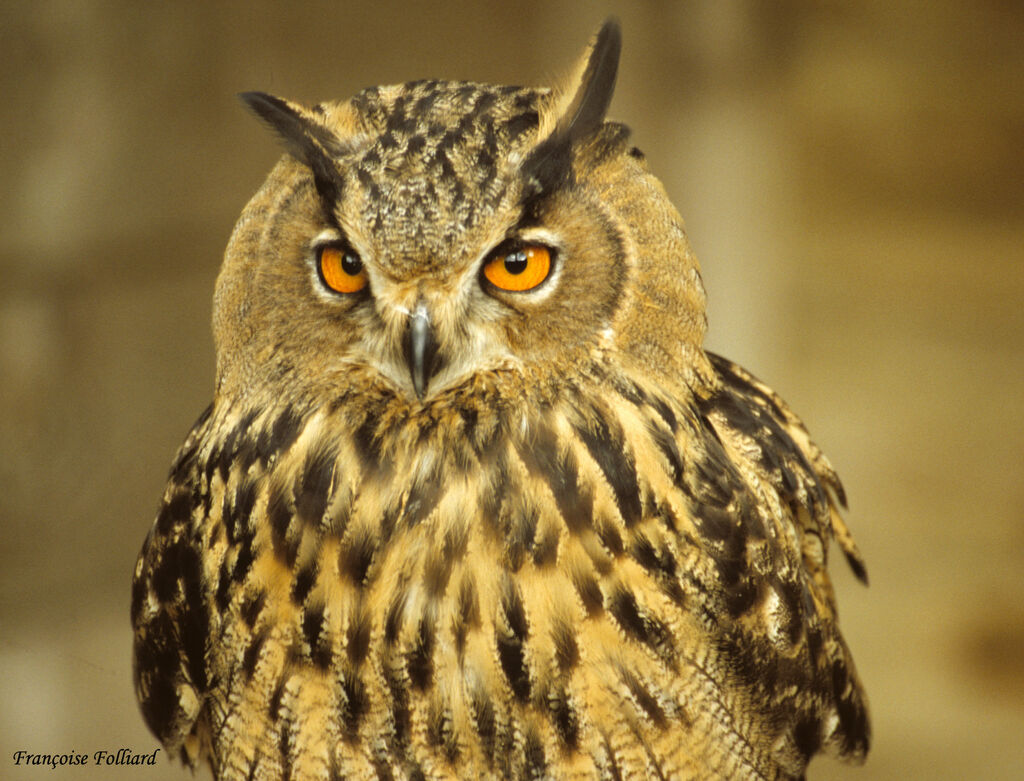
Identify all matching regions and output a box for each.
[129,562,148,625]
[647,421,684,485]
[295,445,336,527]
[453,574,479,656]
[231,478,260,537]
[609,586,673,663]
[595,514,624,556]
[469,683,497,762]
[843,547,868,584]
[832,658,870,753]
[346,606,372,665]
[552,617,579,671]
[214,561,232,612]
[339,526,377,586]
[794,715,822,760]
[219,491,237,546]
[301,602,323,650]
[303,602,332,669]
[571,565,604,615]
[407,614,435,690]
[496,581,531,701]
[150,541,183,604]
[230,409,261,471]
[384,664,411,750]
[267,478,298,567]
[242,626,269,680]
[178,546,209,692]
[328,752,342,781]
[215,433,237,484]
[548,685,580,749]
[806,622,824,664]
[291,560,318,605]
[278,717,294,781]
[256,405,299,460]
[516,421,593,534]
[323,476,352,538]
[631,534,685,605]
[134,614,181,740]
[384,587,408,646]
[352,413,382,470]
[618,667,667,728]
[339,669,367,737]
[147,548,177,605]
[240,590,265,628]
[268,677,286,722]
[505,499,539,572]
[574,412,642,527]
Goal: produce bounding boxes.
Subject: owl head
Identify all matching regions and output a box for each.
[213,20,708,411]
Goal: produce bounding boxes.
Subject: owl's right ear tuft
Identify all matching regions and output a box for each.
[240,91,346,208]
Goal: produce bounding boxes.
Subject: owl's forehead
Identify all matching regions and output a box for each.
[319,81,549,271]
[345,80,546,154]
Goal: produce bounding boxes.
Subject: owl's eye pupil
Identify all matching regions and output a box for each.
[341,254,362,275]
[504,252,528,275]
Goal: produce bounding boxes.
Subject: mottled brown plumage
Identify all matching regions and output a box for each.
[131,21,868,780]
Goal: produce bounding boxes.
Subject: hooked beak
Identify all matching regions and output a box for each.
[402,301,441,400]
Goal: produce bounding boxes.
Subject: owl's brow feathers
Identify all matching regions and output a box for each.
[239,20,623,227]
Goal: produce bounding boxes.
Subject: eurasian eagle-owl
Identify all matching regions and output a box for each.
[131,21,869,780]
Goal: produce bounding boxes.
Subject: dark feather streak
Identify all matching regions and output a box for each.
[240,91,347,209]
[520,19,622,202]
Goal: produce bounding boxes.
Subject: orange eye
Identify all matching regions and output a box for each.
[482,245,552,292]
[318,245,367,294]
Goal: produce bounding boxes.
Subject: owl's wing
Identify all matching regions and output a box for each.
[692,351,869,766]
[705,353,868,584]
[130,403,216,768]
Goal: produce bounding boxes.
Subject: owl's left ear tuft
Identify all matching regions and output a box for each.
[240,91,347,208]
[522,19,622,198]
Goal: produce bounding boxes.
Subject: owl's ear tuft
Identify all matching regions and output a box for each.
[240,91,346,208]
[521,18,622,199]
[553,18,622,148]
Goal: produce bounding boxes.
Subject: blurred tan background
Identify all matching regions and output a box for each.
[1,1,1022,778]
